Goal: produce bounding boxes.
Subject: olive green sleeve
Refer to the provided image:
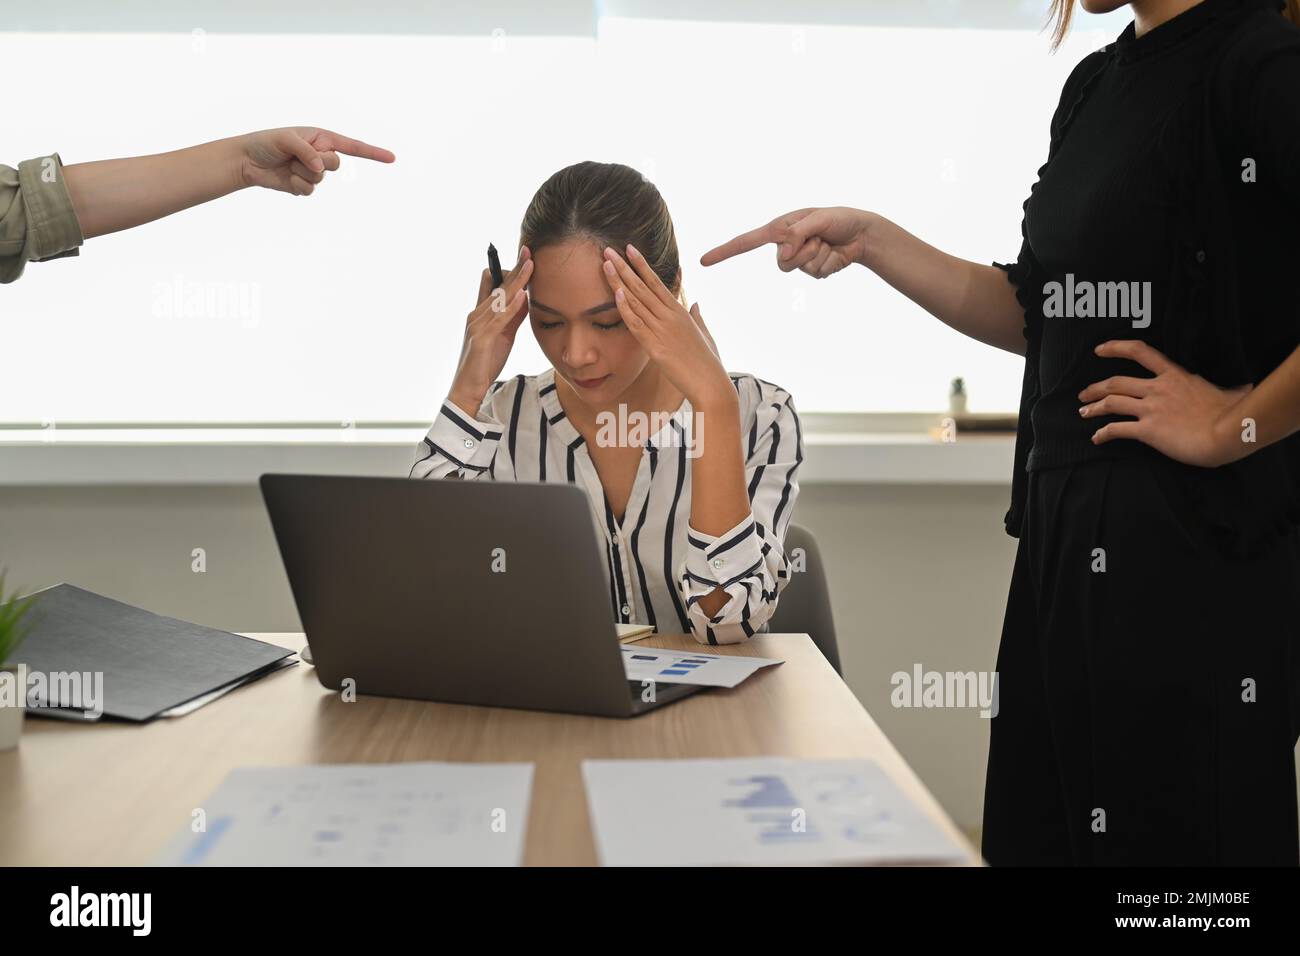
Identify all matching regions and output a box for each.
[0,153,85,284]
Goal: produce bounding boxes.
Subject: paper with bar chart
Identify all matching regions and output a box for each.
[156,762,533,866]
[583,757,965,866]
[620,647,782,688]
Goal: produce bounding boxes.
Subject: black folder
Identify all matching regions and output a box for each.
[13,584,294,722]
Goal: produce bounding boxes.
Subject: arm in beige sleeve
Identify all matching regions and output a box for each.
[0,154,85,284]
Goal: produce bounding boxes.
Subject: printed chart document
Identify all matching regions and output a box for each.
[620,647,782,688]
[156,762,533,866]
[583,757,966,866]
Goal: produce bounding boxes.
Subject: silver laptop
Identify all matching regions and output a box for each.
[260,474,703,717]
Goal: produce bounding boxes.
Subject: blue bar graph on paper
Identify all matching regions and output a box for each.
[750,812,823,844]
[724,775,799,808]
[180,815,234,865]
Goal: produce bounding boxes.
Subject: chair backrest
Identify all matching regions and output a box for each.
[766,523,841,675]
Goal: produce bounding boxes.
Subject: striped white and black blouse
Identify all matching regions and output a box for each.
[410,367,803,645]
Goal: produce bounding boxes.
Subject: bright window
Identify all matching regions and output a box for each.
[1,1,1127,424]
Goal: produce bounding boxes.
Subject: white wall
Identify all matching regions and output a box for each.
[2,2,1129,425]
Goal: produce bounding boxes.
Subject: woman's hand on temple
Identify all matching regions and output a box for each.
[1080,339,1255,468]
[238,127,396,196]
[601,245,734,409]
[448,248,533,412]
[699,206,874,278]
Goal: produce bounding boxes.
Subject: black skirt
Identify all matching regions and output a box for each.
[981,457,1300,865]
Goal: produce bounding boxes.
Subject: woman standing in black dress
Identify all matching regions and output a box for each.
[702,0,1300,865]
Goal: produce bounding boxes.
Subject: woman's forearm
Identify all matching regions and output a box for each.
[859,212,1029,356]
[688,392,751,618]
[62,136,247,240]
[1215,344,1300,459]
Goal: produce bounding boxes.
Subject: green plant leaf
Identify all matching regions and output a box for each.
[0,570,38,666]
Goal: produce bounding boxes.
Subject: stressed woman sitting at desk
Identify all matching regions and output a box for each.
[411,161,803,645]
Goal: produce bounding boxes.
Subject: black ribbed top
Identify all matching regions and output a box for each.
[1023,0,1245,470]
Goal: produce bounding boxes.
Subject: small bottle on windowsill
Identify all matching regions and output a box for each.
[949,377,968,417]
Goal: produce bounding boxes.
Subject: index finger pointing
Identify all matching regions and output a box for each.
[312,129,396,163]
[699,220,781,267]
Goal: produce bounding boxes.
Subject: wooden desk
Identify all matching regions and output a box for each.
[0,632,981,866]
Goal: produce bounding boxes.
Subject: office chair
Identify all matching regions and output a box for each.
[766,523,842,675]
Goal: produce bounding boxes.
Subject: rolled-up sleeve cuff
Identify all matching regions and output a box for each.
[423,399,503,472]
[684,514,765,591]
[18,154,84,263]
